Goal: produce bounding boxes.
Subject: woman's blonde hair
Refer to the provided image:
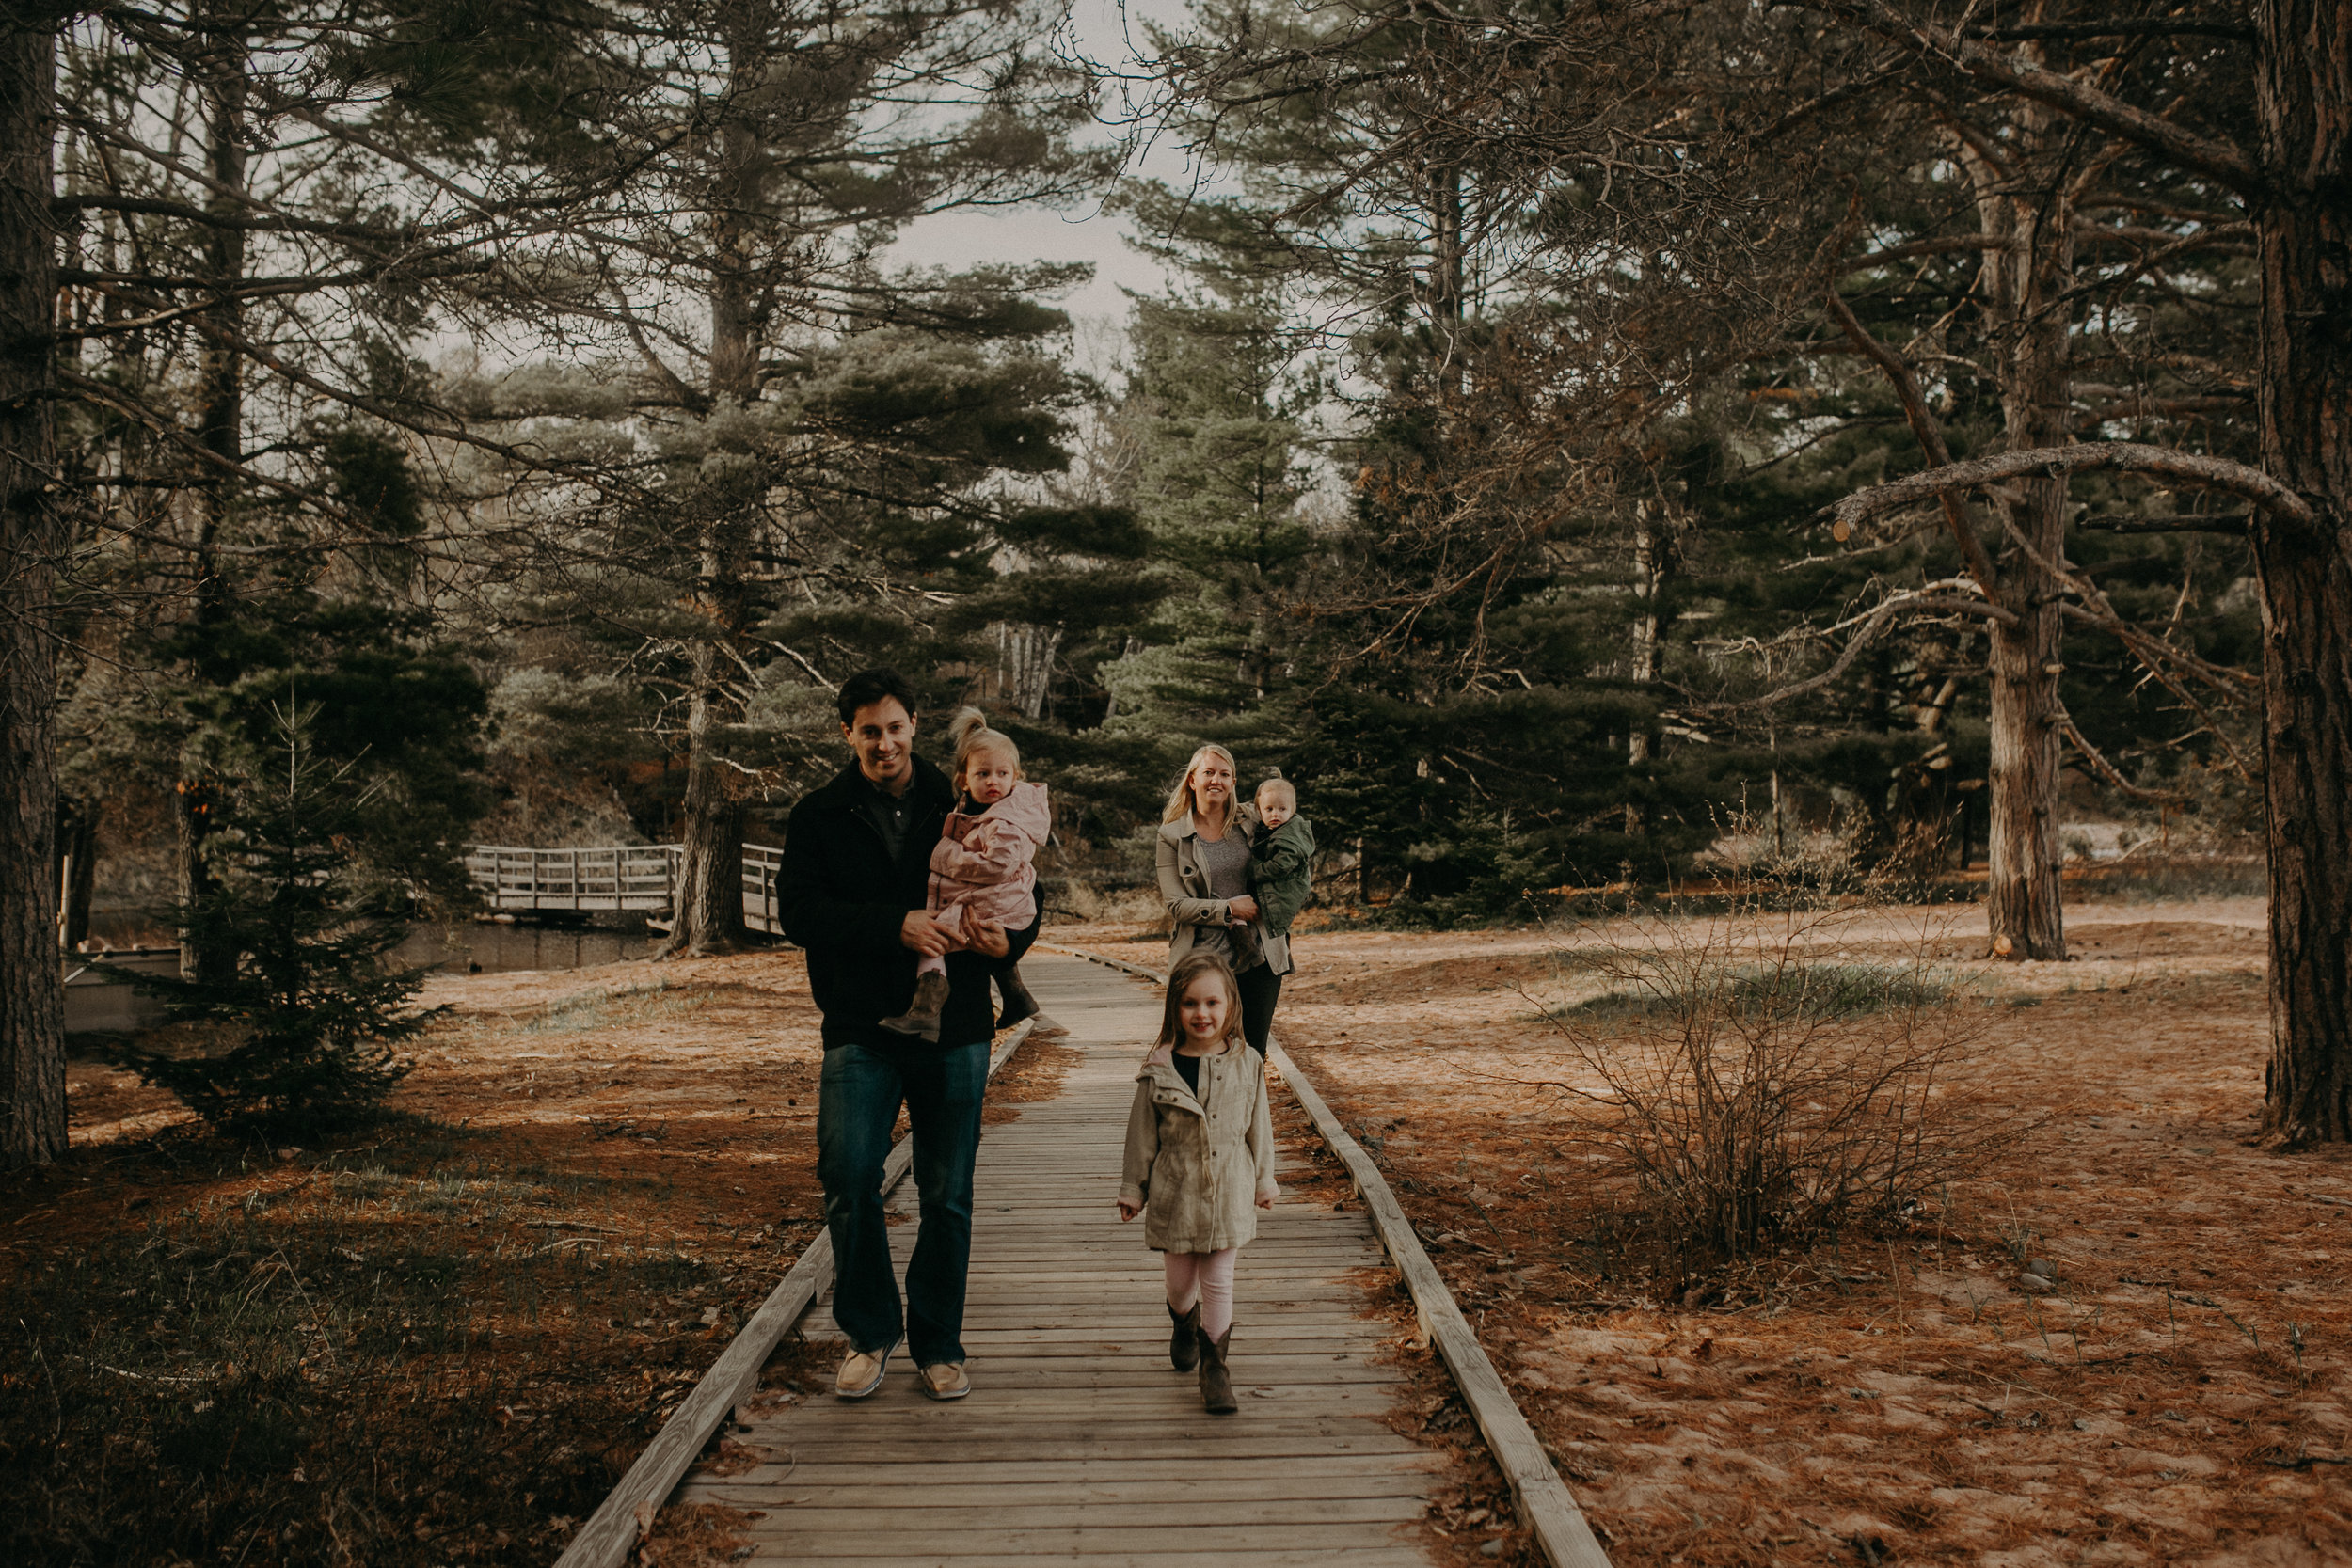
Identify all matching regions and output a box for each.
[946,707,1022,788]
[1161,743,1239,827]
[1155,951,1245,1053]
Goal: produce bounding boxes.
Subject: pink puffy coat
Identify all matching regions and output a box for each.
[925,781,1049,942]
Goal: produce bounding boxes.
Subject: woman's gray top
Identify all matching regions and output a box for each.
[1190,829,1263,973]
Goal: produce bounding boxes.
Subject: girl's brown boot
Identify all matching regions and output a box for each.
[1198,1325,1237,1414]
[1168,1301,1201,1371]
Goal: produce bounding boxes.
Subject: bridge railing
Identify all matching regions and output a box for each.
[739,843,785,935]
[465,843,791,934]
[465,845,684,912]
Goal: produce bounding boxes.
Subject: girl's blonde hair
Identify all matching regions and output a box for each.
[1155,951,1245,1053]
[1161,743,1239,828]
[946,707,1022,788]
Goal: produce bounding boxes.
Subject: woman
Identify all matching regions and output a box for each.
[1155,744,1289,1053]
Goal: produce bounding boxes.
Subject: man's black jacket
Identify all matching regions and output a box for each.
[778,754,1038,1050]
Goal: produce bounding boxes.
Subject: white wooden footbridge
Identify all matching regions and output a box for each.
[462,843,787,933]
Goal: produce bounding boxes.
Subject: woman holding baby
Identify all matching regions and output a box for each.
[1154,745,1315,1055]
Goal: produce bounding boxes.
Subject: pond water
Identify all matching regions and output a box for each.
[394,919,659,974]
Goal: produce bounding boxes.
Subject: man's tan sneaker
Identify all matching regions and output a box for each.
[917,1361,970,1401]
[834,1339,897,1400]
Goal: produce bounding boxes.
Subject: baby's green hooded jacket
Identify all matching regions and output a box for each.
[1251,815,1316,936]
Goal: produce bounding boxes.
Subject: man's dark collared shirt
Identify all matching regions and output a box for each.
[856,768,916,864]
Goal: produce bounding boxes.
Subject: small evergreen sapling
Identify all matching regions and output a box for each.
[115,707,434,1136]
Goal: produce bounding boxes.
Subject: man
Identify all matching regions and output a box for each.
[777,668,1038,1402]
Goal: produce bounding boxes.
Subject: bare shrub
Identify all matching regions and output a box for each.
[1534,905,2032,1266]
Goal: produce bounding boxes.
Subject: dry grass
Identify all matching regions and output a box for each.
[1528,905,2033,1271]
[0,948,1050,1568]
[1264,897,2352,1565]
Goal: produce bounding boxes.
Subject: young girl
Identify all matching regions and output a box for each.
[879,710,1049,1042]
[1117,951,1279,1413]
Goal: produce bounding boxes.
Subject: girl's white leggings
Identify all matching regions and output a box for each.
[1164,1247,1238,1339]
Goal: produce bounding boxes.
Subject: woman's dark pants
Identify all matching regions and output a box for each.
[817,1036,988,1367]
[1237,963,1283,1054]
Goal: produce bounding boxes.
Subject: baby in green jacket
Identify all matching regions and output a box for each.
[1248,778,1315,937]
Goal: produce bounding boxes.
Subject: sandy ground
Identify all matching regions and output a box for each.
[1051,899,2349,1567]
[24,946,1514,1568]
[48,952,839,1260]
[8,950,1088,1568]
[26,900,2349,1566]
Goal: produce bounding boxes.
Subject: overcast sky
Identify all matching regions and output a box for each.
[883,0,1201,365]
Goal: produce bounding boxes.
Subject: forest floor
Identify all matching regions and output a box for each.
[1056,895,2350,1567]
[0,952,1080,1568]
[8,894,2344,1567]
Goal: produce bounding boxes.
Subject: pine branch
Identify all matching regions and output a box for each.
[2075,511,2249,535]
[1824,443,2312,534]
[2058,717,2187,806]
[1821,288,2002,594]
[1822,0,2260,197]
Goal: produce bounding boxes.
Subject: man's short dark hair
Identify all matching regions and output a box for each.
[837,668,920,726]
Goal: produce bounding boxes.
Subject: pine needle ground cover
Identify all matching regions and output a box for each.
[1264,899,2352,1566]
[0,955,850,1568]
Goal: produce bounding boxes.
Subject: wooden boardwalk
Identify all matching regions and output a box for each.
[675,953,1444,1566]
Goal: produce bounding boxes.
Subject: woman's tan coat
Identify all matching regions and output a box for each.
[1156,806,1293,976]
[1118,1042,1278,1253]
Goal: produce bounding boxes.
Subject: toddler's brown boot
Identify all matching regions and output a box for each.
[879,973,949,1042]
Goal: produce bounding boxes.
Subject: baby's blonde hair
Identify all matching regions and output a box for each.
[1255,777,1295,810]
[946,707,1022,787]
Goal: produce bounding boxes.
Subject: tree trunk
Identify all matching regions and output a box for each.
[659,18,763,958]
[1983,604,2066,957]
[55,795,95,950]
[174,774,234,981]
[2253,0,2352,1143]
[669,670,748,952]
[996,622,1060,718]
[1,9,66,1167]
[176,20,245,984]
[1963,115,2072,961]
[1625,499,1677,832]
[1428,159,1464,397]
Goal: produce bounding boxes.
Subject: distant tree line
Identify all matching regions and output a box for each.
[3,0,2345,1165]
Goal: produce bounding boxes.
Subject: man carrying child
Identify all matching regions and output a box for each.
[776,669,1038,1403]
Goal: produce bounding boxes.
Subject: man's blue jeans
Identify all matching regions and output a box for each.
[816,1036,988,1368]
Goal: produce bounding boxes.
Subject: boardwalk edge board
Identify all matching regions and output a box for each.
[553,1018,1040,1568]
[1041,944,1614,1568]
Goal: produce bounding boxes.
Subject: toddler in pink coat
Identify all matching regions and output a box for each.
[881,710,1050,1042]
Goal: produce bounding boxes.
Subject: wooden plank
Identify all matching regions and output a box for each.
[715,1424,1428,1452]
[694,1481,1434,1512]
[1047,944,1613,1568]
[709,1455,1441,1482]
[726,1523,1432,1554]
[721,1497,1427,1530]
[668,1386,1391,1415]
[946,1337,1394,1354]
[724,1551,1437,1568]
[803,1363,1403,1387]
[551,1021,1038,1568]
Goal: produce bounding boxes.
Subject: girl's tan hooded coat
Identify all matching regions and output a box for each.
[1118,1041,1278,1253]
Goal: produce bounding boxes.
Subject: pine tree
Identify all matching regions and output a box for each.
[114,707,431,1138]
